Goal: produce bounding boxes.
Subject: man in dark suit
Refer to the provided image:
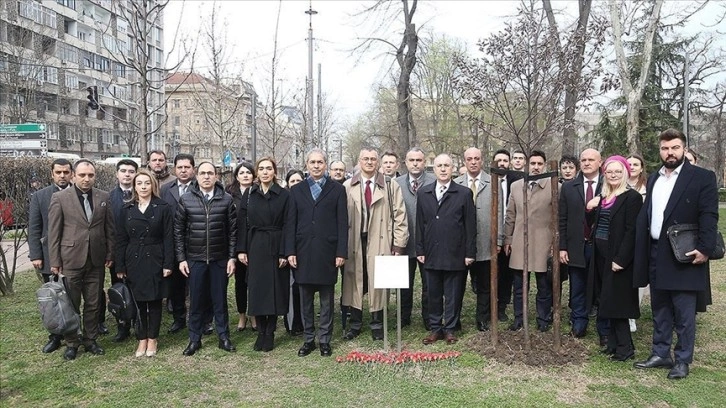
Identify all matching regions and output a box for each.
[48,159,115,360]
[287,148,348,357]
[559,148,609,344]
[28,158,73,353]
[105,158,138,342]
[633,129,719,380]
[395,147,436,329]
[417,153,476,345]
[454,147,492,332]
[493,149,523,321]
[161,153,196,334]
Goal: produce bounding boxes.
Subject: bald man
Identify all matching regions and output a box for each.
[559,148,609,346]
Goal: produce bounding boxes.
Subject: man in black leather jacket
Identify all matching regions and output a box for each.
[174,162,237,356]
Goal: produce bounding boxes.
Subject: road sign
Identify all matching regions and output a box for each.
[0,123,46,133]
[0,139,47,149]
[0,148,47,157]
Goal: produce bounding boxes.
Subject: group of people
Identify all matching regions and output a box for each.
[28,128,717,380]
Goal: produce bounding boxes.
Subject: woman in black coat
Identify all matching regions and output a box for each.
[586,156,643,361]
[116,169,174,357]
[227,161,256,332]
[283,170,305,336]
[237,158,291,352]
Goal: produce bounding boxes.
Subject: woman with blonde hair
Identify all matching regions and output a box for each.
[116,169,174,357]
[586,156,643,361]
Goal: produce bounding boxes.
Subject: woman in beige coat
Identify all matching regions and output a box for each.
[342,148,408,341]
[503,150,556,332]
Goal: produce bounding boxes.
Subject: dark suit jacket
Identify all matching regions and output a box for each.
[416,181,476,271]
[634,161,718,291]
[48,186,115,270]
[28,184,65,275]
[395,172,436,258]
[559,172,603,268]
[285,177,348,285]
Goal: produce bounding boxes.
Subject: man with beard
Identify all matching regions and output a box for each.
[329,160,348,183]
[28,159,73,353]
[148,150,175,186]
[634,129,718,380]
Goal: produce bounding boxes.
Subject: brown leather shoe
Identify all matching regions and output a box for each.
[422,331,444,345]
[445,333,458,344]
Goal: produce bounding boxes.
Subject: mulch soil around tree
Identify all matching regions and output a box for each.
[466,329,590,366]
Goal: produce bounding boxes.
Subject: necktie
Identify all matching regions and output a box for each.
[529,181,537,191]
[438,185,447,204]
[365,180,372,210]
[82,193,93,222]
[179,184,187,197]
[122,190,132,200]
[205,193,211,202]
[311,180,322,201]
[469,178,477,202]
[501,178,508,207]
[412,178,419,193]
[584,180,594,238]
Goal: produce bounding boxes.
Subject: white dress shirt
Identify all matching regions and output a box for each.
[650,163,683,240]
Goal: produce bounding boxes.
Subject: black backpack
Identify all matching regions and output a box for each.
[107,281,137,323]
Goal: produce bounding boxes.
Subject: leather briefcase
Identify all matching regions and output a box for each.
[667,224,725,263]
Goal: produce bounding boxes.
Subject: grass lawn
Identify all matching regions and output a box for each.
[1,211,725,407]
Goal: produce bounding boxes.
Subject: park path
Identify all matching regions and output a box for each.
[1,240,34,273]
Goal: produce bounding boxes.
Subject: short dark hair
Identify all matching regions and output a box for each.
[382,151,399,160]
[559,154,579,170]
[116,159,139,171]
[658,128,687,145]
[530,150,546,162]
[73,159,95,171]
[174,153,195,167]
[147,150,166,160]
[51,158,72,170]
[493,149,510,159]
[513,150,527,158]
[285,169,305,184]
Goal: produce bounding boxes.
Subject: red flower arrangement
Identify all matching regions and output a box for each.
[336,350,461,365]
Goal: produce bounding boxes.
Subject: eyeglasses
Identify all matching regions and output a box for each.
[605,170,623,176]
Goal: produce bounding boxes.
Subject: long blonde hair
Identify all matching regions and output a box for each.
[131,169,160,202]
[601,160,629,198]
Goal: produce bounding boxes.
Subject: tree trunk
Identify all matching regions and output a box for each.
[396,0,418,158]
[561,0,592,156]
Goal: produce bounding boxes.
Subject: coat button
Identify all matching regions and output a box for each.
[436,216,439,219]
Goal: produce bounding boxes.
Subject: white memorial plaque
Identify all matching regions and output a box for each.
[373,255,409,289]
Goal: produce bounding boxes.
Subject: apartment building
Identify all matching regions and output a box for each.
[0,0,165,158]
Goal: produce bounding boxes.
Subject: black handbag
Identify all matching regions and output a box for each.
[666,224,725,263]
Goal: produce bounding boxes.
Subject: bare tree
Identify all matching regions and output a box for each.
[457,0,602,156]
[102,0,187,162]
[701,84,726,186]
[353,0,419,158]
[608,0,664,154]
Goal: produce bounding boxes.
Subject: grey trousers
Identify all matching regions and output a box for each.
[300,284,335,344]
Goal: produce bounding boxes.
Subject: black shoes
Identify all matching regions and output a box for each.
[262,333,275,352]
[254,333,264,351]
[42,336,62,353]
[63,346,78,361]
[84,341,105,355]
[168,319,186,334]
[667,362,689,379]
[320,343,332,357]
[498,309,510,322]
[218,337,236,352]
[508,321,523,331]
[112,324,130,343]
[183,341,202,356]
[570,328,586,338]
[610,351,635,361]
[371,329,384,341]
[477,321,490,332]
[98,323,109,335]
[202,323,214,335]
[634,354,674,369]
[537,323,551,333]
[343,329,361,341]
[298,342,316,357]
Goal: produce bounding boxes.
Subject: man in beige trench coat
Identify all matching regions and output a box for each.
[342,147,408,341]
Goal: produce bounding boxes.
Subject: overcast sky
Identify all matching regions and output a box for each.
[164,1,725,125]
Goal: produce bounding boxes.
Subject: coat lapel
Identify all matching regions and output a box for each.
[662,163,694,223]
[315,178,333,204]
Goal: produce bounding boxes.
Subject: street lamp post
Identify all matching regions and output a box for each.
[305,4,317,150]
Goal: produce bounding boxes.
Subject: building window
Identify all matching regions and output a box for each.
[173,116,180,126]
[173,99,180,108]
[56,0,76,10]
